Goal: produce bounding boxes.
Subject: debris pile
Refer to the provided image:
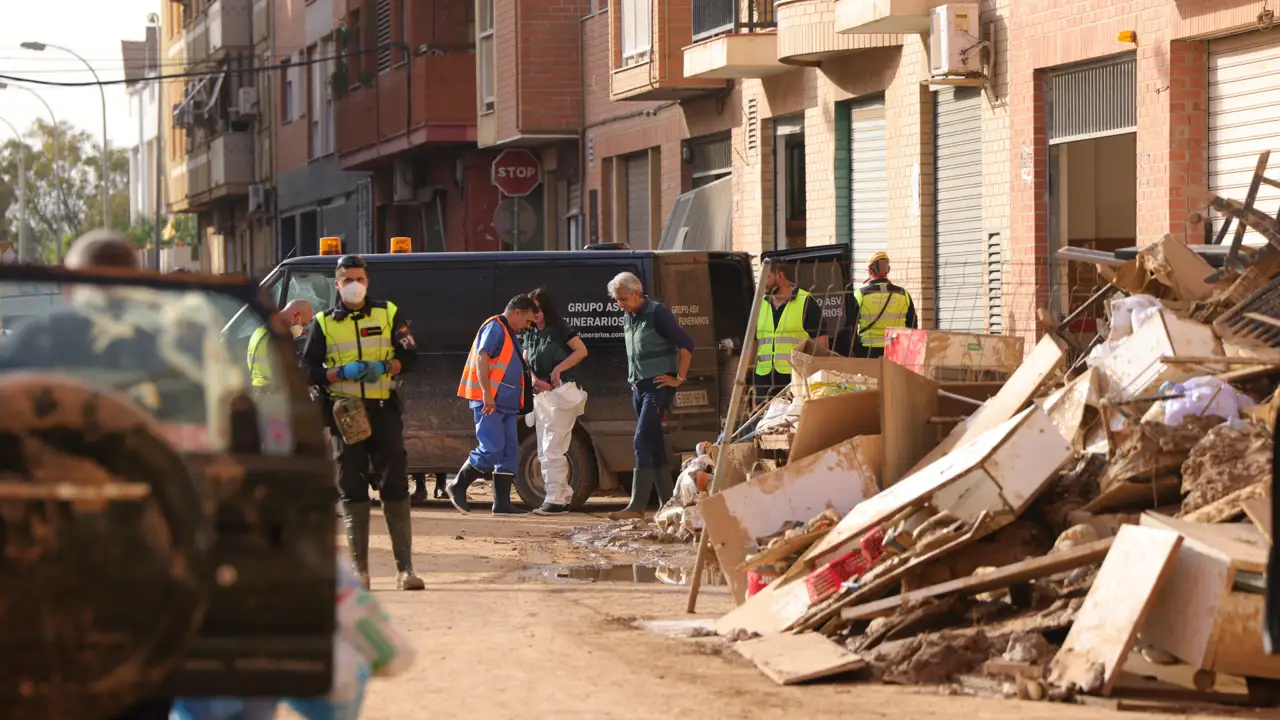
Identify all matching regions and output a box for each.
[689,154,1280,713]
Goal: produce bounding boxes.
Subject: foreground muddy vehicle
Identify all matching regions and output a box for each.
[0,266,335,720]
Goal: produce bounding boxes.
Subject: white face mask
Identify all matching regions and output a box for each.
[290,324,305,338]
[340,282,367,305]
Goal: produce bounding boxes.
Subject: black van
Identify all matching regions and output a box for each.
[225,250,756,508]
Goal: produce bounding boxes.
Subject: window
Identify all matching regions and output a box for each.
[375,0,392,73]
[478,0,495,113]
[281,58,293,122]
[620,0,652,66]
[284,270,337,318]
[348,9,363,86]
[308,44,321,158]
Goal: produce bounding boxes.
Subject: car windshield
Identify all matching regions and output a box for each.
[0,279,298,456]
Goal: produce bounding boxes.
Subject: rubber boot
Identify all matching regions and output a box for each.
[409,474,428,504]
[446,462,483,514]
[341,500,372,590]
[433,472,447,500]
[653,466,675,507]
[491,472,524,515]
[383,499,425,591]
[608,468,653,521]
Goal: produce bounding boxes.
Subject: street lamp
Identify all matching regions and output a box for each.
[22,41,110,231]
[0,116,30,263]
[0,81,65,264]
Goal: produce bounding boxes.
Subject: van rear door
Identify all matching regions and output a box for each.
[651,252,718,419]
[760,245,852,339]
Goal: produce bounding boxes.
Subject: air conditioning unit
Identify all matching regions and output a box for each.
[173,103,195,129]
[392,159,416,204]
[929,4,983,78]
[247,183,267,214]
[236,86,259,118]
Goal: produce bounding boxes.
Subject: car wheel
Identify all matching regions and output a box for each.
[514,431,599,511]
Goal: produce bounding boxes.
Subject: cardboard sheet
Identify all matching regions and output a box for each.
[734,632,867,685]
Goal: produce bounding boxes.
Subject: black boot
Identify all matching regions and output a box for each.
[491,472,523,515]
[383,499,425,590]
[433,473,447,500]
[446,462,483,514]
[341,501,372,589]
[410,474,428,504]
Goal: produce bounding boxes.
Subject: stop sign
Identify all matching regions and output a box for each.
[491,149,542,197]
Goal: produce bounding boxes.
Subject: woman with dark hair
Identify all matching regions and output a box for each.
[524,287,589,515]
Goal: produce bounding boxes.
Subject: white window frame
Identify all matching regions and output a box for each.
[478,0,495,114]
[620,0,652,67]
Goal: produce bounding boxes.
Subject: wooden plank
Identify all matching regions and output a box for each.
[907,334,1065,477]
[881,359,941,487]
[733,632,867,686]
[840,537,1115,621]
[1242,497,1272,543]
[1140,512,1268,572]
[789,390,880,464]
[1048,525,1183,696]
[1182,482,1268,525]
[735,525,832,573]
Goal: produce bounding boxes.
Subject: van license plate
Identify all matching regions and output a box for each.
[674,389,709,408]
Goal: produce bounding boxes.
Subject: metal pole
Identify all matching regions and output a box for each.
[686,258,772,614]
[0,117,28,263]
[153,69,163,270]
[511,194,518,250]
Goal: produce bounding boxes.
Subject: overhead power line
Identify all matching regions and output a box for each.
[0,43,419,88]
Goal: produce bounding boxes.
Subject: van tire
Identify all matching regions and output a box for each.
[515,431,599,511]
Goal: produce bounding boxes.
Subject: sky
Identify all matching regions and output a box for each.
[0,0,162,149]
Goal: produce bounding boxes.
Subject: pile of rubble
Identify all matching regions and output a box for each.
[695,170,1280,710]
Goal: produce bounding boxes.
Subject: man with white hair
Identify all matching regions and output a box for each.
[247,298,314,389]
[605,272,693,520]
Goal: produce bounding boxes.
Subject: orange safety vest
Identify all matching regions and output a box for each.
[457,316,526,410]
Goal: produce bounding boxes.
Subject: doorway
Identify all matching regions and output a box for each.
[773,115,806,250]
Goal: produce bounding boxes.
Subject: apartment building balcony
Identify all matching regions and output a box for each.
[183,132,253,211]
[834,0,943,34]
[611,0,727,101]
[683,0,785,79]
[336,52,477,170]
[206,0,252,57]
[775,0,903,65]
[184,14,208,66]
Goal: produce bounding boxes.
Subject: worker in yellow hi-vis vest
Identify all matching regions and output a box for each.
[843,251,918,359]
[753,263,825,400]
[247,298,315,388]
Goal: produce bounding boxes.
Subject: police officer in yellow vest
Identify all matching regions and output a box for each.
[300,255,424,591]
[754,264,825,399]
[849,251,917,358]
[247,298,314,388]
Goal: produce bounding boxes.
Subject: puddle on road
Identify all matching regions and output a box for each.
[524,563,726,587]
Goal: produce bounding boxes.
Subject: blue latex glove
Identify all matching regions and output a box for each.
[357,360,390,383]
[337,361,368,381]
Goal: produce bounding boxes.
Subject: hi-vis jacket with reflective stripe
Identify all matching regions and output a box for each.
[755,289,811,376]
[247,325,271,386]
[853,280,913,349]
[458,315,526,410]
[316,300,401,400]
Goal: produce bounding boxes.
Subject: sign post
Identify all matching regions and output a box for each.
[491,149,543,251]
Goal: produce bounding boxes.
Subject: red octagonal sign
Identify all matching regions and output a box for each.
[491,149,542,198]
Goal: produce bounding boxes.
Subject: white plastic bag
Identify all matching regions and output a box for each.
[1159,376,1254,427]
[335,562,416,678]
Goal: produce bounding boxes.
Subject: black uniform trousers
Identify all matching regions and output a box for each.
[331,395,410,504]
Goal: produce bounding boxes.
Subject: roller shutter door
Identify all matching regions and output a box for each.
[626,152,650,248]
[934,87,985,332]
[850,97,888,269]
[1209,32,1280,248]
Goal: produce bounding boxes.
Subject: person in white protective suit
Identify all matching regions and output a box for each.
[523,287,589,515]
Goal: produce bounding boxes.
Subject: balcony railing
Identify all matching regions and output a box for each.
[692,0,776,42]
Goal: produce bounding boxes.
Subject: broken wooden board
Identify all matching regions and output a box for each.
[1081,475,1183,515]
[1242,497,1272,543]
[735,525,832,573]
[699,435,882,605]
[1040,368,1103,451]
[1120,650,1250,701]
[1048,525,1183,696]
[906,334,1065,477]
[1098,312,1222,403]
[840,537,1114,622]
[789,390,880,464]
[733,632,867,686]
[785,406,1071,585]
[1139,513,1280,679]
[881,359,942,487]
[1183,481,1267,524]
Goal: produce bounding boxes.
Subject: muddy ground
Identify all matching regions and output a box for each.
[287,500,1235,720]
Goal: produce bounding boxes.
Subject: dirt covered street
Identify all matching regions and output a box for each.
[314,502,1231,720]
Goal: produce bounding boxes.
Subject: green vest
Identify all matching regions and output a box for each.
[853,282,911,348]
[247,326,271,386]
[315,301,399,399]
[623,301,678,384]
[525,325,577,384]
[755,289,811,376]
